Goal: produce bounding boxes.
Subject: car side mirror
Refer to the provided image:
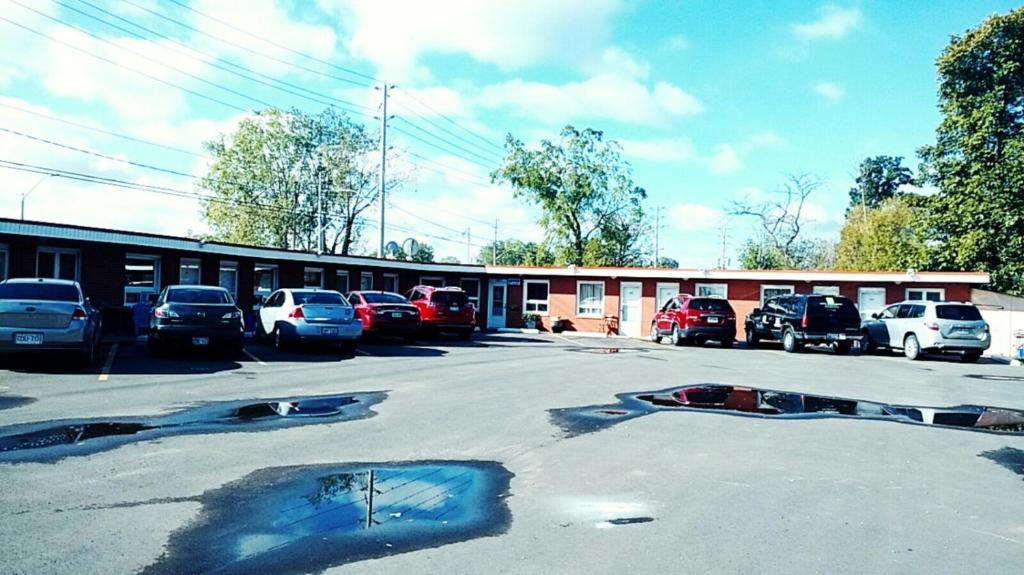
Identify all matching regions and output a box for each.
[871,312,879,319]
[752,308,761,315]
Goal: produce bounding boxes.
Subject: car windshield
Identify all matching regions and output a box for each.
[0,283,79,302]
[166,288,232,304]
[431,291,468,305]
[293,291,347,305]
[936,304,983,321]
[689,298,731,312]
[362,292,408,304]
[806,296,859,320]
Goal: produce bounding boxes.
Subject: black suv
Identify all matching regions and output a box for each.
[745,294,862,353]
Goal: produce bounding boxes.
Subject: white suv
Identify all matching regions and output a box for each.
[861,300,990,362]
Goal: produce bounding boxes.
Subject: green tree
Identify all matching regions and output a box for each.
[580,205,650,267]
[492,126,647,265]
[847,156,915,213]
[738,237,835,270]
[201,107,386,254]
[476,239,555,265]
[835,196,931,271]
[410,243,434,263]
[657,256,679,268]
[918,7,1024,294]
[439,256,460,264]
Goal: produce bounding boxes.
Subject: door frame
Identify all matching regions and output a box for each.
[487,279,508,329]
[618,281,644,337]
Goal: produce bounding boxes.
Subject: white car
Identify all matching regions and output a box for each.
[256,289,362,351]
[861,300,990,362]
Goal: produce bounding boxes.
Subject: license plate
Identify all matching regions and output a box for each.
[391,312,403,319]
[191,337,209,346]
[832,333,847,340]
[14,333,43,345]
[321,327,339,336]
[449,306,459,312]
[707,316,720,324]
[954,326,971,332]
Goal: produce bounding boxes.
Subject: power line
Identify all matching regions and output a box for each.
[403,150,495,187]
[392,117,499,167]
[394,86,505,153]
[389,92,502,161]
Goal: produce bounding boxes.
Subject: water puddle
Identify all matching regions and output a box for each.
[979,447,1024,480]
[0,392,386,463]
[965,374,1024,382]
[567,347,645,355]
[0,395,36,411]
[549,384,1024,437]
[142,460,513,575]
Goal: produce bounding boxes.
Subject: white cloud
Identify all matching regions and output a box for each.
[792,5,863,40]
[739,131,786,152]
[814,81,845,101]
[330,0,623,80]
[705,144,741,174]
[596,47,649,80]
[618,138,696,163]
[668,203,725,232]
[661,34,690,51]
[0,65,26,88]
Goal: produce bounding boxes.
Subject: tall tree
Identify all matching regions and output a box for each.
[847,156,915,213]
[492,126,647,265]
[657,256,679,268]
[410,243,435,263]
[918,7,1024,294]
[200,107,387,255]
[836,197,931,271]
[581,205,650,267]
[476,239,555,266]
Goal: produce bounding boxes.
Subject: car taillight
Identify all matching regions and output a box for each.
[925,322,940,331]
[71,307,87,320]
[801,309,808,329]
[288,306,305,319]
[154,306,178,318]
[222,311,241,319]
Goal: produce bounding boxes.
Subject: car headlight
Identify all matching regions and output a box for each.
[222,311,241,319]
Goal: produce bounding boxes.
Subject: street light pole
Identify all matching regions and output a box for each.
[21,173,56,221]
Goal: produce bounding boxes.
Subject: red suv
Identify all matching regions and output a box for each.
[404,285,475,339]
[650,294,737,348]
[347,291,421,343]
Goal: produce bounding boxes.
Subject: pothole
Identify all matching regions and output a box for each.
[549,384,1024,437]
[142,460,513,575]
[0,395,36,411]
[0,392,386,463]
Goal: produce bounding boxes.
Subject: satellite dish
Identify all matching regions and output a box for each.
[402,237,420,256]
[384,241,400,258]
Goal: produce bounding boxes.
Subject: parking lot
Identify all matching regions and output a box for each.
[1,333,1023,574]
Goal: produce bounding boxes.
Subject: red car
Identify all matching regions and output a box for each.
[347,291,421,342]
[404,285,475,339]
[650,294,737,348]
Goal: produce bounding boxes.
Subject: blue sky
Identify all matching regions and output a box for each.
[0,0,1018,266]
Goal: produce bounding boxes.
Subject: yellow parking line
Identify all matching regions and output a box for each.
[551,333,585,347]
[242,348,267,366]
[97,343,118,382]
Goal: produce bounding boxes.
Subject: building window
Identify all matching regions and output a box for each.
[180,258,201,285]
[336,270,350,293]
[420,276,445,287]
[254,263,278,297]
[577,281,605,317]
[523,280,549,314]
[360,271,373,291]
[124,254,160,305]
[695,283,727,299]
[656,282,679,309]
[219,261,238,298]
[304,267,324,288]
[906,288,944,302]
[0,244,8,281]
[383,273,399,293]
[37,248,80,281]
[812,285,840,296]
[460,278,481,308]
[760,284,795,306]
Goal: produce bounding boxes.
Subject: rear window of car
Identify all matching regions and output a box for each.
[166,288,232,304]
[806,296,859,319]
[0,283,79,302]
[430,291,468,305]
[293,291,347,305]
[362,292,408,304]
[936,304,982,321]
[689,298,732,312]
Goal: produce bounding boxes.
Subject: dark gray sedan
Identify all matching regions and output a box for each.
[0,278,103,365]
[148,285,244,355]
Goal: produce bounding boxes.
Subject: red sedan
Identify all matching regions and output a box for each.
[347,291,421,343]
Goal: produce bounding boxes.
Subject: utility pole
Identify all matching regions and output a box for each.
[377,84,392,258]
[492,219,499,265]
[465,227,471,264]
[653,206,662,266]
[316,167,324,254]
[718,218,730,269]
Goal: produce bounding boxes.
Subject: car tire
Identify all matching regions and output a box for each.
[459,329,474,341]
[834,342,852,355]
[782,329,799,353]
[670,324,683,346]
[745,326,759,348]
[961,351,981,363]
[721,339,734,349]
[903,334,921,360]
[403,335,417,345]
[255,320,267,342]
[649,323,662,344]
[147,336,163,357]
[861,331,875,354]
[341,340,357,353]
[273,327,289,352]
[78,339,97,366]
[228,337,244,357]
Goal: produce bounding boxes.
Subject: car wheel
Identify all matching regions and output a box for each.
[78,339,97,366]
[147,336,163,357]
[782,329,799,353]
[403,335,417,345]
[745,326,759,348]
[861,331,875,354]
[255,320,267,341]
[229,337,244,357]
[834,341,852,355]
[459,329,473,341]
[670,324,683,346]
[273,328,288,352]
[961,351,981,363]
[903,334,921,360]
[649,323,662,344]
[721,338,734,349]
[341,340,357,353]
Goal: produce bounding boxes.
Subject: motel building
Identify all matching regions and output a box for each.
[0,218,994,344]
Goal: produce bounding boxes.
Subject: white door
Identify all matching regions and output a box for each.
[656,282,679,309]
[619,281,643,337]
[858,287,887,320]
[488,280,507,329]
